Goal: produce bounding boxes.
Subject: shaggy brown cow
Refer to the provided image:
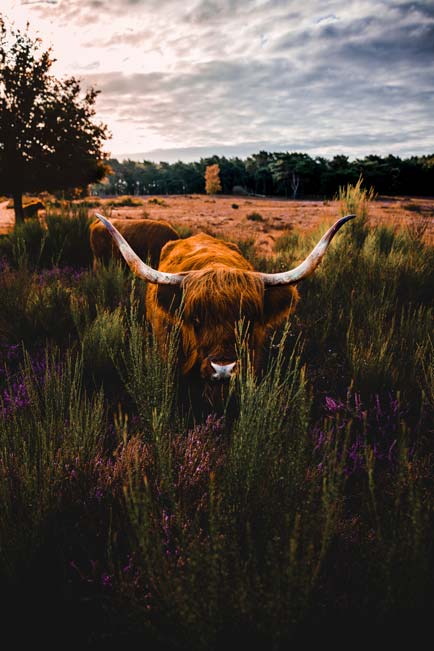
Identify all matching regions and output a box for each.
[95,212,354,389]
[89,218,179,270]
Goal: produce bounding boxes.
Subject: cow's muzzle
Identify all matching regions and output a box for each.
[210,361,237,382]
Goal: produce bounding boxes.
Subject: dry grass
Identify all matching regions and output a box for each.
[1,194,433,249]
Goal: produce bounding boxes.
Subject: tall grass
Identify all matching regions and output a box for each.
[118,292,181,438]
[266,180,434,409]
[0,348,105,579]
[120,326,349,648]
[0,184,432,645]
[0,203,93,269]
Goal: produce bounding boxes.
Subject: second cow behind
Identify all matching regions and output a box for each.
[90,217,179,270]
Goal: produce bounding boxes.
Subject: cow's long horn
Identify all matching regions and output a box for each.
[94,213,184,285]
[260,214,355,285]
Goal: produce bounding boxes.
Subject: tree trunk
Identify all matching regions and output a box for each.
[13,192,25,225]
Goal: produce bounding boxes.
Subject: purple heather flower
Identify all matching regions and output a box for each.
[101,573,112,588]
[314,391,405,477]
[325,396,343,413]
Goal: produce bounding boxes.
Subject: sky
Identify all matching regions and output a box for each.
[2,0,434,162]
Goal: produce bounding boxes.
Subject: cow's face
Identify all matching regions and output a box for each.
[156,268,299,382]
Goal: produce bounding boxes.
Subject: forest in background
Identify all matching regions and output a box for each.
[96,151,434,198]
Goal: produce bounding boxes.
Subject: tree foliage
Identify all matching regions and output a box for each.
[0,18,109,223]
[204,163,222,195]
[97,151,434,199]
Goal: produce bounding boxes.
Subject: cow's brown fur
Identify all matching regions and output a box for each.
[146,233,299,378]
[90,218,179,270]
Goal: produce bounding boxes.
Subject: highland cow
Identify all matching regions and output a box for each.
[94,212,354,398]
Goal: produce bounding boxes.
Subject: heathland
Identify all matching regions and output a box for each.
[0,188,432,647]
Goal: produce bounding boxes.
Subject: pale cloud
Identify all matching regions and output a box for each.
[1,0,433,158]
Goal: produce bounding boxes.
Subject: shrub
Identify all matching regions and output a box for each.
[148,197,167,206]
[402,202,422,213]
[0,267,77,346]
[44,204,92,267]
[406,214,431,243]
[80,306,126,390]
[0,203,93,269]
[117,299,181,437]
[107,195,144,207]
[174,224,193,239]
[274,229,300,253]
[0,347,105,577]
[80,198,102,208]
[335,176,375,249]
[246,211,264,222]
[232,185,249,196]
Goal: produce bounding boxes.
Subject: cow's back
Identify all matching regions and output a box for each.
[90,218,179,268]
[157,233,253,273]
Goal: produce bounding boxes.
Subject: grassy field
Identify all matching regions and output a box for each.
[0,191,433,647]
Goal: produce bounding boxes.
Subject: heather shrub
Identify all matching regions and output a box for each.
[118,328,349,647]
[72,260,134,318]
[148,197,168,206]
[0,348,105,578]
[359,435,432,616]
[108,195,144,207]
[286,218,434,407]
[0,266,77,346]
[80,306,126,390]
[0,219,46,268]
[117,298,181,438]
[80,197,103,208]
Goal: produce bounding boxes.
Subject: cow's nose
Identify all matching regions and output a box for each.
[209,361,237,382]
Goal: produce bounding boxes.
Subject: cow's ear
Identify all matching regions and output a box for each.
[263,285,299,329]
[156,284,183,313]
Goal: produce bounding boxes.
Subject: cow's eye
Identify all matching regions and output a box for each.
[193,317,201,330]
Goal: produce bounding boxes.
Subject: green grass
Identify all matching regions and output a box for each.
[0,203,93,269]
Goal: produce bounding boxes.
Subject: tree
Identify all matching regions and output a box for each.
[0,18,109,224]
[204,163,222,195]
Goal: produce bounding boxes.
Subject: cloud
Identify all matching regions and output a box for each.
[5,0,434,156]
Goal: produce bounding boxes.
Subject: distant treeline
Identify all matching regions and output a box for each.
[94,151,434,198]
